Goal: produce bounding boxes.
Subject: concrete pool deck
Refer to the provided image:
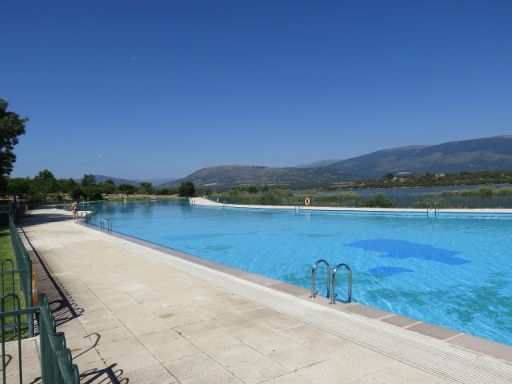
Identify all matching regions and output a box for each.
[189,197,512,215]
[5,209,512,383]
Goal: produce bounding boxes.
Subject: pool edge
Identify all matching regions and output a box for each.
[83,221,512,364]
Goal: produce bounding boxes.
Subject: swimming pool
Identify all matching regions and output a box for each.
[86,200,512,345]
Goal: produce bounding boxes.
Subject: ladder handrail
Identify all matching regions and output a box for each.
[100,218,112,233]
[330,263,352,304]
[311,259,331,298]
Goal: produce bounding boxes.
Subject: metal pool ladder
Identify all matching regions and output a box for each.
[100,218,112,233]
[310,259,331,298]
[427,200,439,217]
[330,263,352,304]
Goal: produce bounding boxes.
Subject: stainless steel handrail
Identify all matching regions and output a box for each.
[330,263,352,304]
[100,218,112,233]
[311,259,331,298]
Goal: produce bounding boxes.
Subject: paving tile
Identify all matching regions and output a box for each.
[345,304,394,319]
[123,364,177,384]
[267,343,327,370]
[95,336,146,359]
[122,317,170,336]
[140,331,202,363]
[449,333,512,362]
[363,361,458,384]
[104,349,160,374]
[264,372,312,384]
[207,344,288,384]
[161,310,207,328]
[381,314,418,328]
[407,322,460,340]
[231,325,299,355]
[174,321,222,340]
[296,358,373,383]
[164,353,230,382]
[182,371,244,384]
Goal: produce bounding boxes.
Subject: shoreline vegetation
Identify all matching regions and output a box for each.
[328,170,512,190]
[209,186,512,209]
[3,169,512,209]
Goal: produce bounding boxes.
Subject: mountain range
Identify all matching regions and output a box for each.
[162,135,512,188]
[87,175,178,187]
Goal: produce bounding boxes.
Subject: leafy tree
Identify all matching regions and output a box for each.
[178,181,195,197]
[138,181,154,195]
[156,187,178,195]
[99,179,116,194]
[33,169,58,199]
[0,99,27,192]
[384,173,394,179]
[70,187,83,200]
[247,185,258,194]
[8,177,33,199]
[119,183,136,197]
[57,178,78,194]
[81,174,96,187]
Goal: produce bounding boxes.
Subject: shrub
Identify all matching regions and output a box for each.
[178,181,195,197]
[363,194,396,208]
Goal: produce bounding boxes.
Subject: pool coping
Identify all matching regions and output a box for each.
[82,221,512,364]
[190,197,512,215]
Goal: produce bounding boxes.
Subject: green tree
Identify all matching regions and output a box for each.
[247,185,258,194]
[99,179,116,194]
[138,181,154,195]
[178,181,195,197]
[119,183,136,197]
[7,177,33,199]
[81,174,96,187]
[33,169,58,200]
[57,178,78,194]
[0,99,27,185]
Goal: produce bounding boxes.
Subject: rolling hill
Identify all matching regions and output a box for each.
[164,135,512,188]
[326,136,512,178]
[91,175,140,186]
[162,165,351,189]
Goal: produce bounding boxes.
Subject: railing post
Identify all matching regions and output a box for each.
[1,293,23,384]
[311,259,331,298]
[38,293,80,384]
[330,263,352,304]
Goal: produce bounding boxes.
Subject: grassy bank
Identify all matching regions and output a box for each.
[210,186,512,209]
[0,227,29,341]
[210,189,397,208]
[0,227,19,292]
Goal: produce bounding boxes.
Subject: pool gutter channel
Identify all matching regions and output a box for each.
[189,197,512,216]
[81,221,512,383]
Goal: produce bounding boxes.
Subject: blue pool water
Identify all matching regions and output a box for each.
[86,201,512,345]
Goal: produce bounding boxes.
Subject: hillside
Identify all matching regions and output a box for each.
[92,175,140,186]
[164,165,351,189]
[326,136,512,178]
[164,136,512,189]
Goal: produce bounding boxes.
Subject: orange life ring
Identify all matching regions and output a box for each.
[304,197,311,206]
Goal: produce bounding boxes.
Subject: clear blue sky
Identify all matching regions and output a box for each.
[2,0,511,180]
